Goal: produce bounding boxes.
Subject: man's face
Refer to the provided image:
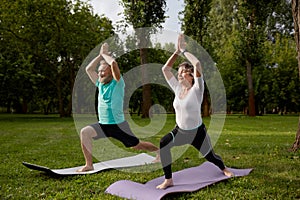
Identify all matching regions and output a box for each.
[98,61,113,84]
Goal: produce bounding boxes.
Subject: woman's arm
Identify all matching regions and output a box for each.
[162,51,180,80]
[182,51,202,78]
[178,34,202,78]
[162,35,182,80]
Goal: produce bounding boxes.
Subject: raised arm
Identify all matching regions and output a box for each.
[86,54,102,85]
[85,43,121,84]
[102,53,121,81]
[178,35,202,78]
[182,51,202,78]
[162,36,182,80]
[162,52,180,80]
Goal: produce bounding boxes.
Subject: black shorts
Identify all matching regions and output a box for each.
[90,121,140,147]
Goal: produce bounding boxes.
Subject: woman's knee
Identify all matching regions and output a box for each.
[160,135,172,148]
[159,138,166,148]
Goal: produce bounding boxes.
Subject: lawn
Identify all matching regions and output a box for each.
[0,114,299,199]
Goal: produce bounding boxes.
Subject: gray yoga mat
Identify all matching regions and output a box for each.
[23,153,155,176]
[106,161,253,200]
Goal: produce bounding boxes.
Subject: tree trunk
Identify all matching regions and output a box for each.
[6,99,11,113]
[246,59,256,116]
[57,75,65,117]
[137,27,151,119]
[290,0,300,151]
[289,117,300,152]
[142,83,151,118]
[292,0,300,78]
[140,48,151,118]
[66,62,75,117]
[21,99,28,114]
[202,89,210,117]
[244,8,256,117]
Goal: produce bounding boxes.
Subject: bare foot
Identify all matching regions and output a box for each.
[76,165,94,172]
[223,168,234,177]
[156,179,173,189]
[152,153,161,163]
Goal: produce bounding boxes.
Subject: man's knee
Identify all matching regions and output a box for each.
[80,126,96,140]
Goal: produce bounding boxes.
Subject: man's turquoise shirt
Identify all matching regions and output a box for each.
[95,77,125,124]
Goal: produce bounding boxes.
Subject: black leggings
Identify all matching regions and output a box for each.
[159,124,225,179]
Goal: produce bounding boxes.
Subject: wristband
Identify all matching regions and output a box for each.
[181,49,188,55]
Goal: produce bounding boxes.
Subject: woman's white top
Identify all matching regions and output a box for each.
[167,76,204,130]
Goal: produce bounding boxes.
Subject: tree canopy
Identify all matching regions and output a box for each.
[0,0,299,117]
[0,0,114,116]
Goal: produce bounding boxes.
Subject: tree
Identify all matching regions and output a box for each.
[0,0,114,116]
[120,0,167,118]
[235,1,284,116]
[115,37,176,115]
[181,0,213,117]
[207,0,247,114]
[208,0,282,116]
[290,0,300,152]
[263,34,299,114]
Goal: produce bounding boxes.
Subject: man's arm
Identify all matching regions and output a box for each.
[86,55,102,85]
[102,54,121,81]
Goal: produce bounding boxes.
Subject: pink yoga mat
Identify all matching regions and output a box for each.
[106,161,253,200]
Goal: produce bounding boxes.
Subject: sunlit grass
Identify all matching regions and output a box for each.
[0,114,299,199]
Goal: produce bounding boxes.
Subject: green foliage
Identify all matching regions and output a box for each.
[0,0,114,116]
[0,0,299,117]
[119,0,167,118]
[116,42,176,115]
[120,0,167,29]
[0,114,299,199]
[206,0,297,114]
[261,34,300,113]
[181,0,212,46]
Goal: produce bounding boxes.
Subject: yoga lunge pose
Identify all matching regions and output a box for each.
[77,43,160,172]
[156,34,233,189]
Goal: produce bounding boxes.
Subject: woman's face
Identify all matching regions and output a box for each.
[177,66,194,86]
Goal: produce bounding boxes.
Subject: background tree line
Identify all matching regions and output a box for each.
[0,0,114,117]
[0,0,299,117]
[183,0,299,116]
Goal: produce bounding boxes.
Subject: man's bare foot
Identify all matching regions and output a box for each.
[76,165,94,172]
[223,168,234,177]
[156,178,173,189]
[152,154,161,163]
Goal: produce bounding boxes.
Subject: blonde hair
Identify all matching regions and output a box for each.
[100,60,110,66]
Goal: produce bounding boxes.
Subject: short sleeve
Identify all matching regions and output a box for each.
[95,79,100,87]
[166,76,179,93]
[193,76,204,91]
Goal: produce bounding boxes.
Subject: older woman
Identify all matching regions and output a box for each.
[156,34,233,189]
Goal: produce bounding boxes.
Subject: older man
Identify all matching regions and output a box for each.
[77,43,159,172]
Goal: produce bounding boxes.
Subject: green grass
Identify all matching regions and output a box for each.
[0,114,299,199]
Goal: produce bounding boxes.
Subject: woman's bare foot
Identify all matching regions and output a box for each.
[156,178,173,189]
[76,165,94,172]
[223,168,234,177]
